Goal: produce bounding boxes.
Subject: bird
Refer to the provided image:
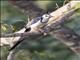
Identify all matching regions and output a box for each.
[25,13,52,29]
[9,13,52,51]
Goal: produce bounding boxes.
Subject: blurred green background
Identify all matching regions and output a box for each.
[1,1,80,60]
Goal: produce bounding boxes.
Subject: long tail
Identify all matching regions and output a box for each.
[9,27,31,51]
[9,37,25,51]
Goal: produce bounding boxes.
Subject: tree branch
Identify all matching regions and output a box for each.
[49,27,80,54]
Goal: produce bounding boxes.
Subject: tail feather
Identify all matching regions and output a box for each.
[9,38,24,51]
[9,27,31,51]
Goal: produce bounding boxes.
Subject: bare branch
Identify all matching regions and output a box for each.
[48,1,78,24]
[1,31,42,37]
[49,27,80,54]
[1,8,79,37]
[7,51,15,60]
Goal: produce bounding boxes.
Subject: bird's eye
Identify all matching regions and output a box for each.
[42,14,50,18]
[45,15,48,17]
[45,15,49,17]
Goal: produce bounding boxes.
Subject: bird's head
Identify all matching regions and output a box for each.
[42,14,52,19]
[40,14,52,23]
